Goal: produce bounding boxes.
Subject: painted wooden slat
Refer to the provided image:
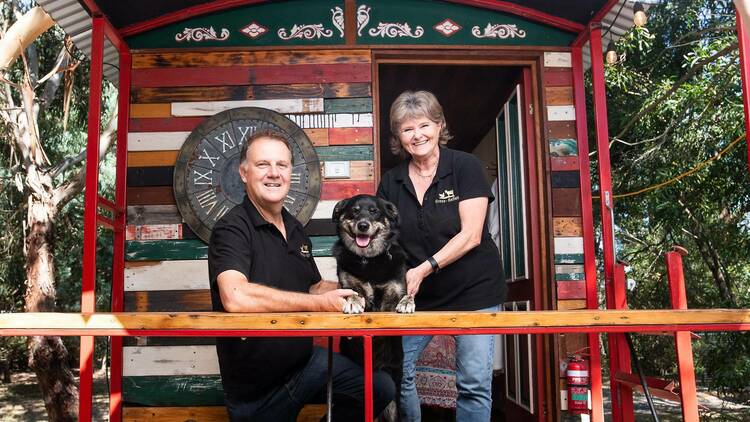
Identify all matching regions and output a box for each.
[131,82,372,103]
[130,103,170,118]
[128,167,172,187]
[553,217,583,237]
[127,151,179,167]
[551,171,581,188]
[552,188,582,217]
[125,260,208,291]
[126,224,182,240]
[132,64,372,88]
[321,181,376,200]
[547,121,576,139]
[132,49,371,69]
[328,127,373,145]
[312,200,337,219]
[550,156,579,172]
[545,86,574,106]
[286,113,373,129]
[554,236,584,264]
[123,375,224,406]
[544,52,572,67]
[171,98,324,117]
[547,105,576,121]
[322,161,374,181]
[127,186,175,206]
[123,336,216,347]
[557,299,587,310]
[123,406,228,422]
[544,69,573,87]
[316,145,373,161]
[127,205,181,225]
[555,264,585,281]
[305,128,329,146]
[324,97,373,114]
[129,117,203,132]
[124,345,219,376]
[311,236,337,257]
[557,281,586,300]
[124,290,212,312]
[549,139,578,157]
[128,132,190,152]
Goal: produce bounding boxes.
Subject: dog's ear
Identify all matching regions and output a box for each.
[332,198,349,222]
[382,200,399,225]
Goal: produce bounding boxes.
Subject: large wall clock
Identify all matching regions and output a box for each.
[174,107,321,243]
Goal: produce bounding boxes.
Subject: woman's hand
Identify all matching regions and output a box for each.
[405,262,431,296]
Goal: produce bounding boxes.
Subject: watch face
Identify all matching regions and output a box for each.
[174,107,321,243]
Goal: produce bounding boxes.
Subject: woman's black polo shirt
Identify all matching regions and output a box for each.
[208,196,321,401]
[377,147,507,311]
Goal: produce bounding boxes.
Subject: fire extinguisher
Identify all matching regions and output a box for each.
[566,355,589,414]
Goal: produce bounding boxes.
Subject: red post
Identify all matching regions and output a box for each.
[572,44,605,422]
[665,249,699,421]
[736,9,750,177]
[108,47,131,421]
[79,16,105,422]
[363,335,373,422]
[613,264,634,422]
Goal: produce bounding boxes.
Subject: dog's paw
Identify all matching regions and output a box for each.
[396,295,415,314]
[343,294,366,314]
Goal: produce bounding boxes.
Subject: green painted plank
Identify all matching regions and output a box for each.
[123,375,224,406]
[126,236,336,261]
[555,272,585,281]
[316,145,373,161]
[554,253,584,265]
[324,98,373,113]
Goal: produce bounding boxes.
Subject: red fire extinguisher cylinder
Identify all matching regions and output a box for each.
[566,357,589,414]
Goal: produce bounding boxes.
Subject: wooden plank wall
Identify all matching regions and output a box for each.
[543,51,589,401]
[123,48,374,416]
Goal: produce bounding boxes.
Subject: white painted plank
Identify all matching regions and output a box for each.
[547,105,576,121]
[316,256,338,282]
[172,98,324,117]
[123,345,219,376]
[128,132,189,151]
[544,52,572,68]
[285,113,373,129]
[312,200,338,219]
[554,237,584,254]
[125,260,208,291]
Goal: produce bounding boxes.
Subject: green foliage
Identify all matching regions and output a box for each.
[596,0,750,395]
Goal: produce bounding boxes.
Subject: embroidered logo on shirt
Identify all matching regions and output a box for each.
[435,189,459,204]
[300,244,311,258]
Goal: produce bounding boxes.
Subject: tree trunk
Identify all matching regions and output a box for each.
[24,192,78,421]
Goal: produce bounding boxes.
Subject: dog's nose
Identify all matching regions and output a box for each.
[356,221,370,232]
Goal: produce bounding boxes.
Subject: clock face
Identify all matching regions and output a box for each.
[174,107,321,243]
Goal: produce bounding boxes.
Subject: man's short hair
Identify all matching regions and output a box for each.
[239,129,294,166]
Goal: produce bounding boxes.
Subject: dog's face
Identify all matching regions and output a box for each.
[333,195,399,258]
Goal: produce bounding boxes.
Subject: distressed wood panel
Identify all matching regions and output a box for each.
[127,205,181,225]
[547,105,576,121]
[549,139,578,157]
[123,406,228,422]
[544,52,572,67]
[312,200,337,220]
[124,345,219,376]
[127,186,175,206]
[123,375,224,406]
[124,290,212,312]
[547,121,577,139]
[316,145,373,161]
[328,128,373,145]
[322,161,374,181]
[127,167,172,187]
[125,260,208,291]
[286,113,373,129]
[557,281,586,300]
[555,264,585,281]
[545,86,574,106]
[123,336,216,347]
[129,117,203,132]
[130,103,170,118]
[321,181,376,200]
[132,49,371,69]
[552,188,582,217]
[127,151,179,168]
[132,64,372,88]
[553,217,583,237]
[128,132,190,151]
[171,98,324,117]
[305,128,329,146]
[551,171,581,188]
[554,237,584,254]
[557,299,587,310]
[550,156,579,172]
[131,82,372,103]
[126,224,182,240]
[324,97,372,114]
[543,69,573,87]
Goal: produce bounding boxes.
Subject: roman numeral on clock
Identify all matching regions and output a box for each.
[214,130,235,153]
[195,189,218,214]
[193,169,213,185]
[198,149,220,167]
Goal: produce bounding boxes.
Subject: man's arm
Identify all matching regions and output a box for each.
[217,270,354,312]
[309,279,339,295]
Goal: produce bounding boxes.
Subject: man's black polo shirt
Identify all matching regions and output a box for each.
[377,147,507,311]
[208,196,321,401]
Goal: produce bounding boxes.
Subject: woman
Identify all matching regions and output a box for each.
[377,90,507,421]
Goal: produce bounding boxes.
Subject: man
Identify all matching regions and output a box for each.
[208,129,395,421]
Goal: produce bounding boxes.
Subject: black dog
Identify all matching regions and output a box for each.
[332,194,414,421]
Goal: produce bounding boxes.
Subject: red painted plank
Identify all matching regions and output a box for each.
[329,128,373,145]
[552,188,582,217]
[132,64,372,88]
[129,117,204,132]
[321,181,375,200]
[557,280,586,300]
[544,69,573,87]
[550,156,579,171]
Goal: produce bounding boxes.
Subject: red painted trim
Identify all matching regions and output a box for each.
[571,26,591,48]
[96,196,120,213]
[665,252,699,421]
[572,45,604,421]
[735,10,750,178]
[131,63,372,88]
[444,0,584,33]
[613,264,634,421]
[79,0,129,52]
[589,0,625,29]
[363,335,373,422]
[96,214,115,230]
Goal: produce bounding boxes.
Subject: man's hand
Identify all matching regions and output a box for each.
[317,289,357,312]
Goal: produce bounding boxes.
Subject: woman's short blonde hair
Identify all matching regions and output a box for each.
[389,90,453,158]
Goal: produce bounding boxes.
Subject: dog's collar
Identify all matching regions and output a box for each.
[358,247,392,264]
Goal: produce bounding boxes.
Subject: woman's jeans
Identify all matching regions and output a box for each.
[400,305,498,422]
